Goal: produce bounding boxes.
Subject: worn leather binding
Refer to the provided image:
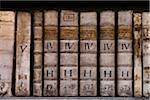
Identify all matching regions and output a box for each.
[80,12,97,96]
[133,13,142,96]
[142,12,150,97]
[100,11,115,96]
[117,11,133,96]
[33,11,43,96]
[60,10,78,96]
[0,11,15,96]
[15,12,31,96]
[44,10,58,96]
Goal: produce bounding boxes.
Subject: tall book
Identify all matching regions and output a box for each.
[0,11,15,96]
[142,12,150,97]
[117,11,133,96]
[80,12,97,96]
[44,10,58,96]
[133,13,142,96]
[15,12,31,96]
[100,11,115,96]
[33,11,43,96]
[60,10,78,96]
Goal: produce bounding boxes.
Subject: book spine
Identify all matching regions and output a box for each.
[133,13,142,96]
[43,10,58,96]
[33,11,43,96]
[142,12,150,97]
[100,11,115,96]
[117,11,133,96]
[60,10,78,96]
[80,12,97,96]
[15,12,31,96]
[0,11,15,96]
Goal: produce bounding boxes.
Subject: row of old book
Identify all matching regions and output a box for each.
[0,10,149,97]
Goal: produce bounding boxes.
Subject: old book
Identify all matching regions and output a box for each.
[80,12,97,96]
[44,10,58,96]
[100,11,115,96]
[15,12,31,96]
[133,13,142,96]
[142,12,150,97]
[60,10,78,96]
[33,11,43,96]
[0,11,15,96]
[117,11,133,96]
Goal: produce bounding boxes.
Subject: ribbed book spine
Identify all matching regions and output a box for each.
[142,12,150,97]
[0,11,15,96]
[100,11,115,96]
[117,11,133,96]
[15,12,31,96]
[133,13,142,96]
[60,10,78,96]
[44,10,58,96]
[33,11,43,96]
[80,12,97,96]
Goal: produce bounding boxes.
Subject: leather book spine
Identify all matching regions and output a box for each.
[100,11,115,96]
[44,10,58,96]
[15,12,31,96]
[142,12,150,97]
[117,11,133,96]
[60,10,78,96]
[0,11,15,96]
[33,11,43,96]
[80,12,97,96]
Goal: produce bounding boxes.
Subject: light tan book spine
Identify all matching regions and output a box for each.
[60,10,78,96]
[44,10,58,96]
[15,12,31,96]
[0,11,15,96]
[133,13,142,96]
[117,11,133,96]
[33,11,43,96]
[142,12,150,97]
[80,12,97,96]
[100,11,115,96]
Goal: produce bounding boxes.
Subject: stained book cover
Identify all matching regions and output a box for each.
[142,12,150,97]
[15,12,31,96]
[44,10,58,96]
[117,11,133,96]
[33,11,43,96]
[60,10,78,96]
[80,12,97,96]
[133,13,142,96]
[100,11,115,96]
[0,11,15,96]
